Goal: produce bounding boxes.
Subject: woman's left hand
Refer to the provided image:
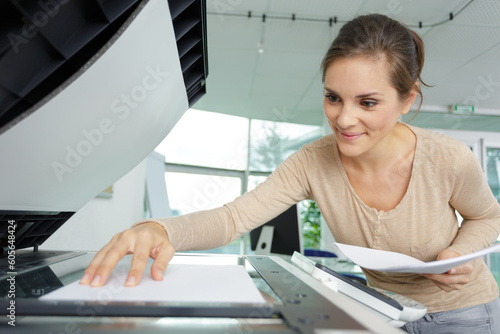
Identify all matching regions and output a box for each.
[421,249,474,292]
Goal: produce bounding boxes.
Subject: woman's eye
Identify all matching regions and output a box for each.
[361,100,376,108]
[326,94,339,102]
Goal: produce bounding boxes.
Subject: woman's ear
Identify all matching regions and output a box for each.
[401,82,419,115]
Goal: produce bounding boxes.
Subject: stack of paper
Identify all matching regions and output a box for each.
[42,263,266,304]
[335,242,500,274]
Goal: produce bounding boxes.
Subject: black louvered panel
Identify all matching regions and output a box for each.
[96,0,140,21]
[168,0,195,19]
[0,1,24,55]
[0,211,75,255]
[168,0,208,107]
[15,0,109,58]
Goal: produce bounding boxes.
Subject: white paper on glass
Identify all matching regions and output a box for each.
[41,263,265,304]
[335,242,500,274]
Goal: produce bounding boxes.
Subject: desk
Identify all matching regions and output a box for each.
[0,250,403,333]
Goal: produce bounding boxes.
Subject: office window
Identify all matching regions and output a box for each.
[491,255,500,288]
[156,109,249,170]
[155,109,322,255]
[485,147,500,242]
[486,148,500,205]
[249,119,321,172]
[485,147,500,289]
[247,175,268,192]
[165,172,241,215]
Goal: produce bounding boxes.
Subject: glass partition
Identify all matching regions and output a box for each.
[486,147,500,205]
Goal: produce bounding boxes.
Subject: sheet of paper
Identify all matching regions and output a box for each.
[335,242,500,274]
[41,263,265,304]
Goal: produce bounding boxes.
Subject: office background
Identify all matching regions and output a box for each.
[42,0,500,284]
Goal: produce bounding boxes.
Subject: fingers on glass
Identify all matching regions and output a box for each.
[151,245,175,281]
[81,234,131,287]
[80,243,114,285]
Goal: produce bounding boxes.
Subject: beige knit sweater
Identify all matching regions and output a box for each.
[139,124,500,313]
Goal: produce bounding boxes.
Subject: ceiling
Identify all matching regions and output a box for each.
[194,0,500,131]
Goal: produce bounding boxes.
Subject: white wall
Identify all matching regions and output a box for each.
[41,160,147,252]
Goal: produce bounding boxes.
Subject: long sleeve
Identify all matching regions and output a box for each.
[447,144,500,255]
[134,145,314,251]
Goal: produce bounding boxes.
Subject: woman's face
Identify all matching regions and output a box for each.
[323,56,415,159]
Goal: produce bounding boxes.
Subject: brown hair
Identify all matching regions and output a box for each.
[321,14,427,111]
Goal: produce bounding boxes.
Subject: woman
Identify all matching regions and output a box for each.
[81,14,500,333]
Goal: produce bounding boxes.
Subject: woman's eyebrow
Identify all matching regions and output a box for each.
[323,87,382,98]
[323,87,338,94]
[356,92,383,98]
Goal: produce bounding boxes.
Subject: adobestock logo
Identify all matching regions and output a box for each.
[51,64,169,182]
[51,119,116,182]
[110,65,169,120]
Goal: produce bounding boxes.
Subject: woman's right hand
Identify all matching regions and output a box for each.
[79,222,174,287]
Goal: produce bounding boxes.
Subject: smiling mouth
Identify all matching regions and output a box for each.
[338,130,364,141]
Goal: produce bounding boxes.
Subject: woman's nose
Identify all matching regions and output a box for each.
[336,104,358,129]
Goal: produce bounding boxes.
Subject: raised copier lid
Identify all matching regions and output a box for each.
[0,0,208,252]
